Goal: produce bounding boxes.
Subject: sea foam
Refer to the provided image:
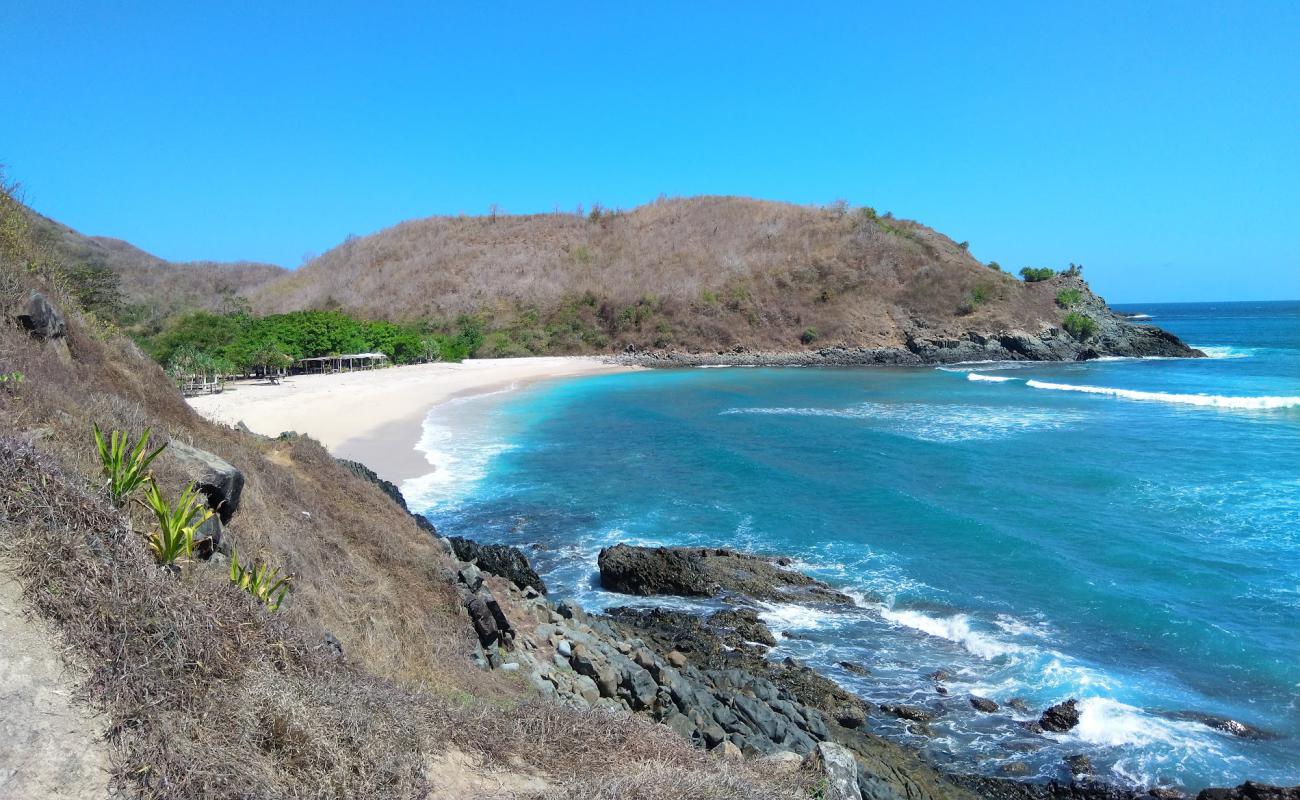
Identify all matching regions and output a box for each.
[966,373,1015,383]
[879,607,1023,660]
[1024,380,1300,409]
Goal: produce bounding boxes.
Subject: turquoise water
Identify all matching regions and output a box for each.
[407,302,1300,790]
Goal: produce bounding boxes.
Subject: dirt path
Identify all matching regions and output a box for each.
[0,569,109,799]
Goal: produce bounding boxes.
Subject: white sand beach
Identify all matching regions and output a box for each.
[187,357,638,484]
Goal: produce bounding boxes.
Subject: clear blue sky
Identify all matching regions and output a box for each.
[3,2,1297,302]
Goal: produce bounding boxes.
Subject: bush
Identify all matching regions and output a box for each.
[140,479,213,565]
[987,261,1002,271]
[1020,267,1055,282]
[1055,288,1084,308]
[800,327,818,345]
[93,424,166,507]
[229,550,292,611]
[1063,311,1098,340]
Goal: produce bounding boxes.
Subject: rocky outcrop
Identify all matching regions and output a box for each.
[1197,783,1300,800]
[337,458,408,511]
[805,742,864,800]
[168,440,244,524]
[1039,700,1081,733]
[15,290,67,342]
[448,536,547,595]
[598,543,854,605]
[620,278,1203,367]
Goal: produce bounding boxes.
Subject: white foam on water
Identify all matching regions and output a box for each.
[1025,380,1300,410]
[967,373,1016,383]
[1072,698,1215,750]
[1194,345,1255,359]
[879,607,1024,660]
[722,402,1084,442]
[695,364,733,368]
[757,601,842,634]
[401,386,522,512]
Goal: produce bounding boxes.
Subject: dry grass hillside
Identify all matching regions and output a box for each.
[253,197,1065,356]
[16,193,285,333]
[0,189,812,798]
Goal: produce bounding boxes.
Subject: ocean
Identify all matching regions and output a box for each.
[405,301,1300,791]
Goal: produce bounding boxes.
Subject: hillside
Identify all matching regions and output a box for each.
[252,196,1199,362]
[11,189,285,334]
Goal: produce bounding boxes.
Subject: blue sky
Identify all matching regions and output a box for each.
[3,2,1297,302]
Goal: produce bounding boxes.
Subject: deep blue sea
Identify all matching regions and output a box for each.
[406,301,1300,791]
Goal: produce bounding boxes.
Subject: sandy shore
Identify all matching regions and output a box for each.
[187,357,638,484]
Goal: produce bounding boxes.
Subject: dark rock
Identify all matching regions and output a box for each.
[928,669,954,682]
[707,607,776,647]
[1008,697,1032,714]
[167,440,244,523]
[881,704,934,724]
[337,458,409,511]
[839,661,871,676]
[970,695,999,713]
[1197,783,1300,800]
[1040,699,1081,732]
[935,685,948,696]
[448,536,547,595]
[464,588,513,650]
[15,290,66,341]
[1065,754,1093,776]
[1000,762,1031,777]
[598,543,853,605]
[322,632,344,658]
[1162,711,1280,741]
[834,703,867,729]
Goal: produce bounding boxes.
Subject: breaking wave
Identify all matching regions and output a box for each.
[1024,380,1300,410]
[722,402,1083,441]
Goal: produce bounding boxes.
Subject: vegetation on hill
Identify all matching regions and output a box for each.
[1,178,813,798]
[250,196,1092,356]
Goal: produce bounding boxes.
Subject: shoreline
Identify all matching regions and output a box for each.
[186,357,639,484]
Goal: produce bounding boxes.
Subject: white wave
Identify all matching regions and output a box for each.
[1024,380,1300,410]
[1072,698,1216,750]
[722,402,1084,441]
[1127,313,1154,320]
[1194,345,1255,359]
[966,373,1015,383]
[401,387,522,511]
[879,608,1023,660]
[695,364,733,368]
[757,601,840,633]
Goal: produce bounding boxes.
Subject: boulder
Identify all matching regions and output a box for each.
[15,290,66,341]
[598,543,853,605]
[880,704,934,724]
[707,607,776,647]
[839,661,871,676]
[448,536,547,595]
[1039,699,1081,732]
[464,588,513,650]
[336,458,409,511]
[803,742,863,800]
[969,695,999,713]
[167,441,244,523]
[1065,754,1093,776]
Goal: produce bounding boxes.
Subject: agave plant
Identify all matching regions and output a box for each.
[140,479,212,566]
[229,549,292,611]
[93,424,166,507]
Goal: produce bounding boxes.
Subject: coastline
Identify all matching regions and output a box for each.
[186,356,640,484]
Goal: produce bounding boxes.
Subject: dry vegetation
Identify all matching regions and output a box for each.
[0,187,814,797]
[255,196,1067,355]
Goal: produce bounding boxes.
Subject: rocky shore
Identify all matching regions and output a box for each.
[435,531,1297,800]
[336,462,1292,800]
[619,278,1203,368]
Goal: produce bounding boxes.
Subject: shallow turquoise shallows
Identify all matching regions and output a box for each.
[408,301,1300,791]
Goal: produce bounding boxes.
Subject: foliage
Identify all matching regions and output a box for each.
[987,261,1002,271]
[800,327,818,344]
[229,549,292,611]
[1,371,23,396]
[93,424,166,507]
[1055,288,1084,308]
[1063,262,1084,277]
[139,480,212,565]
[1063,311,1098,340]
[1019,267,1056,282]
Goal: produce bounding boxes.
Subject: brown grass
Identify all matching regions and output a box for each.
[1,189,813,798]
[254,196,1066,354]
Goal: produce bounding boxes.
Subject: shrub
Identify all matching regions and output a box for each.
[1055,288,1084,308]
[229,550,292,611]
[1020,267,1055,282]
[93,424,166,507]
[800,327,818,344]
[1,371,23,396]
[140,479,213,565]
[1063,311,1098,340]
[987,261,1002,271]
[958,241,970,250]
